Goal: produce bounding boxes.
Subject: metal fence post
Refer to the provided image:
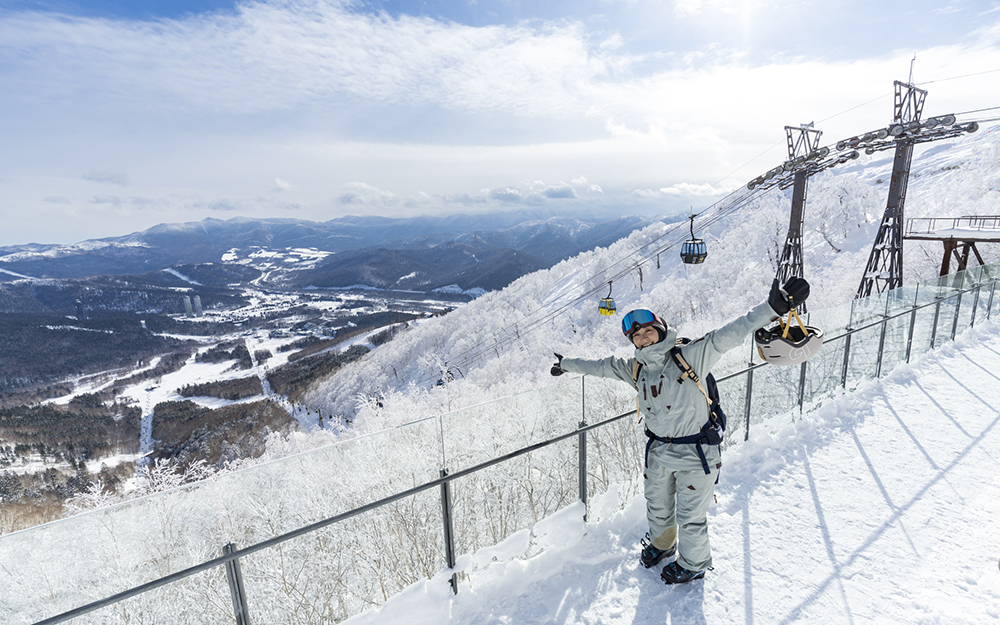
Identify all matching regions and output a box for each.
[840,332,853,389]
[222,543,251,625]
[743,367,754,442]
[970,284,981,328]
[579,377,588,523]
[988,280,997,320]
[905,305,917,363]
[439,469,458,594]
[797,361,807,412]
[951,292,963,341]
[875,316,888,378]
[930,299,941,350]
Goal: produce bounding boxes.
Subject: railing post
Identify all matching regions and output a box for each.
[970,284,981,328]
[743,366,754,442]
[875,315,888,378]
[987,280,997,320]
[930,299,941,350]
[439,469,458,594]
[905,305,917,363]
[951,291,963,341]
[222,543,251,625]
[579,377,588,523]
[840,331,853,389]
[797,361,807,412]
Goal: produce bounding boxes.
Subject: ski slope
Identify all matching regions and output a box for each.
[344,319,1000,625]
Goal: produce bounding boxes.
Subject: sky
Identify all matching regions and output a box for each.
[2,0,1000,246]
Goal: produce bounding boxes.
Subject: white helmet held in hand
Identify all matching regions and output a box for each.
[754,309,824,366]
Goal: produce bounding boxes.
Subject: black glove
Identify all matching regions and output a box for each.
[769,277,810,315]
[550,353,565,376]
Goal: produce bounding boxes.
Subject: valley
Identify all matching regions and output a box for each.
[0,280,465,533]
[0,212,659,533]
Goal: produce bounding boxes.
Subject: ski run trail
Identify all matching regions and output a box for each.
[346,319,1000,625]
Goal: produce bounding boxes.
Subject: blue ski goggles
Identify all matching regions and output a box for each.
[621,309,658,336]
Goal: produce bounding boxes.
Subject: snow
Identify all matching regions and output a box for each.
[433,284,488,297]
[0,267,33,279]
[343,319,1000,625]
[161,267,201,285]
[3,123,1000,623]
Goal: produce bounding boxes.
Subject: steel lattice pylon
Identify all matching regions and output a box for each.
[856,80,927,298]
[775,123,823,314]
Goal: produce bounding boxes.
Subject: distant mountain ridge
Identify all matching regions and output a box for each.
[0,213,667,293]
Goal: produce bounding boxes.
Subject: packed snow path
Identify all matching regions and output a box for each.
[347,321,1000,625]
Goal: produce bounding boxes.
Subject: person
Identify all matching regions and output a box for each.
[550,277,810,584]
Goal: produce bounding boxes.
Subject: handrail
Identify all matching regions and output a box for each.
[32,407,638,625]
[905,216,1000,236]
[28,270,1000,625]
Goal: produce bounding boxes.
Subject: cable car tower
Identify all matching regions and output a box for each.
[775,123,824,313]
[855,79,927,298]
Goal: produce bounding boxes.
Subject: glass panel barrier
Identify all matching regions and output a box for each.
[908,301,938,362]
[439,375,581,474]
[717,372,749,451]
[933,296,959,350]
[45,566,234,625]
[878,313,911,375]
[238,488,446,625]
[747,358,800,426]
[843,323,881,390]
[801,333,846,404]
[450,437,577,559]
[583,376,644,507]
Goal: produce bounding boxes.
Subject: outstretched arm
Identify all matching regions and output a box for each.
[554,354,636,386]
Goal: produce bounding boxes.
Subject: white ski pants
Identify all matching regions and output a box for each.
[645,449,719,572]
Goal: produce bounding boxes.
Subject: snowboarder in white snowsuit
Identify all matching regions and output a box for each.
[551,277,810,584]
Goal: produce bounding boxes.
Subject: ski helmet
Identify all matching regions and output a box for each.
[622,309,667,343]
[754,314,824,366]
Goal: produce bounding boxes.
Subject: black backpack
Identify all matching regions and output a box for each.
[633,338,726,475]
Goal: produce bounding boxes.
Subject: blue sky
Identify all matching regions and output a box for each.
[2,0,1000,246]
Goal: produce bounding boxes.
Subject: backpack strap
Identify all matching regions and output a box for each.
[670,346,715,413]
[632,360,643,424]
[631,360,642,387]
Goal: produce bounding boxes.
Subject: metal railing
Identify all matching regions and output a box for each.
[906,215,1000,236]
[18,265,1000,625]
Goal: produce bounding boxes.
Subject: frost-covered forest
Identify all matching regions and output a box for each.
[305,126,1000,439]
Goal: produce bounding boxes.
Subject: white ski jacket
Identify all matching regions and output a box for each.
[560,301,777,472]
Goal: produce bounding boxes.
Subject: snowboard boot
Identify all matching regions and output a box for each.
[660,560,705,585]
[640,533,676,569]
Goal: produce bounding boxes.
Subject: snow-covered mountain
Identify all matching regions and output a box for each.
[306,124,1000,433]
[0,213,658,292]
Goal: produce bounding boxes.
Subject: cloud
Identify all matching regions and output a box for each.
[632,182,728,198]
[541,184,577,199]
[490,187,523,202]
[200,199,245,212]
[83,171,131,187]
[272,178,292,192]
[91,194,124,206]
[337,182,399,206]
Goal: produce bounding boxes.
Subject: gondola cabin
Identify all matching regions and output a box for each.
[681,213,707,264]
[598,297,617,316]
[680,239,707,264]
